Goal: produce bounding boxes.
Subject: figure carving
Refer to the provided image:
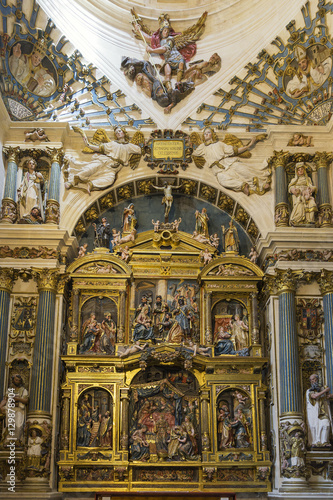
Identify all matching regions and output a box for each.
[287,133,313,147]
[152,181,182,222]
[191,127,270,195]
[9,38,56,96]
[0,374,28,445]
[288,162,317,226]
[93,217,111,248]
[65,127,142,194]
[222,220,239,253]
[306,374,332,447]
[17,159,45,221]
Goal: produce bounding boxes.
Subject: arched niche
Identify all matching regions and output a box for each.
[76,387,113,449]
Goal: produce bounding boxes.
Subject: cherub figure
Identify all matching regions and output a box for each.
[249,246,258,264]
[152,219,160,232]
[200,248,213,265]
[287,133,313,147]
[111,228,121,248]
[210,233,219,248]
[119,246,130,263]
[24,128,50,142]
[65,127,143,194]
[172,217,182,232]
[192,230,210,244]
[118,341,148,358]
[78,243,88,258]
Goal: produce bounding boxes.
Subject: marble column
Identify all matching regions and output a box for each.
[45,147,63,224]
[29,269,59,415]
[1,147,20,224]
[276,270,302,416]
[0,269,17,399]
[318,270,333,391]
[313,152,333,227]
[275,270,307,486]
[271,151,290,227]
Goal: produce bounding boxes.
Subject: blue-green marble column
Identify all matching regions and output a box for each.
[319,270,333,391]
[0,269,16,400]
[45,148,63,225]
[29,270,59,415]
[313,152,333,227]
[1,147,20,224]
[276,270,302,416]
[271,151,290,227]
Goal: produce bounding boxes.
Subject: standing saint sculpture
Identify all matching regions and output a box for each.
[152,181,182,222]
[65,127,143,194]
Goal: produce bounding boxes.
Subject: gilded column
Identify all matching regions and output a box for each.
[313,152,333,227]
[45,147,63,224]
[276,269,302,416]
[205,291,212,345]
[120,388,130,452]
[271,151,290,226]
[118,290,126,343]
[60,388,71,450]
[0,269,17,399]
[1,147,20,223]
[318,270,333,390]
[29,269,59,415]
[200,389,210,451]
[258,388,268,453]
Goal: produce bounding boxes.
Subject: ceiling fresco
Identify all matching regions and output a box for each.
[1,0,332,131]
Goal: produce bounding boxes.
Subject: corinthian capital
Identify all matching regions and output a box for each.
[313,151,333,170]
[318,270,333,295]
[32,269,60,292]
[269,150,291,170]
[0,268,18,292]
[3,146,20,163]
[46,147,64,164]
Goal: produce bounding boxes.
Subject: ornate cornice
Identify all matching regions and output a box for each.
[317,270,333,295]
[0,268,18,292]
[32,269,60,292]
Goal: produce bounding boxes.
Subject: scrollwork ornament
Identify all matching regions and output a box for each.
[318,270,333,295]
[32,269,59,292]
[0,268,18,292]
[45,200,60,224]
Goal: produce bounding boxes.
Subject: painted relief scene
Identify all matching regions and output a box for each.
[213,299,249,356]
[77,388,113,448]
[9,39,57,97]
[283,44,332,99]
[79,297,117,355]
[217,389,252,450]
[131,279,200,345]
[129,366,200,462]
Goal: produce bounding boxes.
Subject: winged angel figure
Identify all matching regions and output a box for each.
[190,127,271,195]
[125,10,212,113]
[64,127,143,194]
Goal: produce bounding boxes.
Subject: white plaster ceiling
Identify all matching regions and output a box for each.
[38,0,306,129]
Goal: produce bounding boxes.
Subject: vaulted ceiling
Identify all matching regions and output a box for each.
[1,0,332,132]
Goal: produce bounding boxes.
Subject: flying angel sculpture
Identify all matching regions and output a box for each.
[190,127,271,196]
[65,126,143,194]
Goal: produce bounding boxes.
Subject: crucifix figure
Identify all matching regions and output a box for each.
[152,181,182,223]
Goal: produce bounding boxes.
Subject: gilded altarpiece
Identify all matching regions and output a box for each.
[58,234,271,493]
